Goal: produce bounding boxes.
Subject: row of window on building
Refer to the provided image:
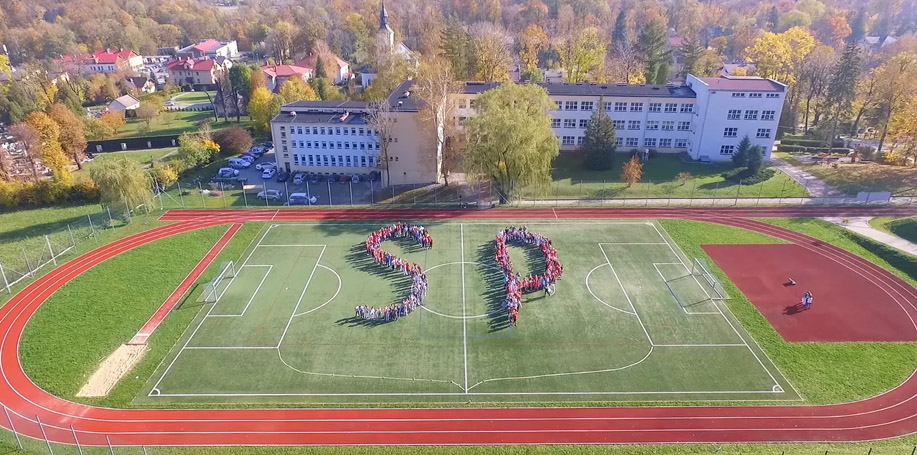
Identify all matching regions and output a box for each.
[457,99,696,114]
[559,136,690,148]
[290,140,381,151]
[553,118,694,131]
[727,109,777,121]
[292,153,379,168]
[724,128,772,139]
[731,92,781,99]
[283,125,377,137]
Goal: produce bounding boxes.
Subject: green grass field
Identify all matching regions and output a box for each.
[516,154,809,200]
[774,152,917,195]
[114,111,253,139]
[869,216,917,244]
[139,220,797,405]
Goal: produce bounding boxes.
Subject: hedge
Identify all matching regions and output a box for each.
[721,167,777,185]
[781,138,825,147]
[777,144,852,155]
[0,180,100,209]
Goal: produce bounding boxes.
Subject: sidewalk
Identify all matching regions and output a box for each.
[771,157,842,197]
[823,216,917,256]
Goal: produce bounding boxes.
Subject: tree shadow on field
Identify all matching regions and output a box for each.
[309,220,450,238]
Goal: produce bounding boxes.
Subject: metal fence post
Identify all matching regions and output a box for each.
[711,181,718,206]
[21,247,33,278]
[106,434,114,455]
[198,182,206,207]
[67,225,76,251]
[392,185,395,203]
[107,206,113,226]
[0,262,10,294]
[86,214,98,244]
[142,446,148,455]
[284,181,290,206]
[71,425,83,455]
[220,182,227,208]
[36,415,53,455]
[2,404,21,449]
[910,187,916,205]
[242,185,248,207]
[349,181,354,206]
[756,180,764,205]
[306,181,311,205]
[45,235,56,266]
[328,180,333,206]
[644,181,651,206]
[689,179,696,206]
[177,182,185,207]
[779,178,787,205]
[734,179,741,206]
[369,181,374,204]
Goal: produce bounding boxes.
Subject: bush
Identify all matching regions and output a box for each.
[777,144,806,153]
[647,148,659,158]
[0,179,100,209]
[856,145,877,161]
[781,138,825,147]
[881,152,908,166]
[721,167,776,185]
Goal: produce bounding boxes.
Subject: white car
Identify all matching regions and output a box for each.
[255,161,276,171]
[292,173,305,185]
[262,167,277,179]
[256,189,283,201]
[165,101,175,107]
[228,158,251,169]
[286,192,317,205]
[217,167,240,178]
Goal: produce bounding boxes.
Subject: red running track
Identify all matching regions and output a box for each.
[1,208,916,446]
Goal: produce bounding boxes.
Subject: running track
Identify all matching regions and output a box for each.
[2,207,917,446]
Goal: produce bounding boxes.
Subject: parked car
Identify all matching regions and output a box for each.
[217,168,240,178]
[239,154,256,163]
[262,167,277,179]
[255,161,275,171]
[286,193,318,205]
[248,146,264,158]
[165,101,175,107]
[292,173,305,185]
[262,142,274,148]
[228,158,251,169]
[276,171,289,182]
[256,189,283,201]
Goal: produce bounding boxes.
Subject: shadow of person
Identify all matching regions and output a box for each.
[783,303,804,315]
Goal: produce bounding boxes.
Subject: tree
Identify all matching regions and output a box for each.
[825,43,862,153]
[464,83,559,201]
[613,11,628,48]
[440,20,478,80]
[49,103,88,169]
[636,19,672,84]
[150,164,178,188]
[851,70,880,136]
[582,100,617,170]
[228,64,253,120]
[9,123,41,182]
[25,111,69,181]
[176,131,219,169]
[212,126,253,157]
[675,171,693,185]
[0,54,10,80]
[89,158,153,211]
[469,22,513,82]
[368,100,396,186]
[136,103,160,134]
[732,136,753,168]
[745,28,816,84]
[83,117,115,141]
[767,6,779,31]
[621,154,643,187]
[887,95,917,165]
[250,68,267,91]
[99,112,126,134]
[279,77,317,102]
[311,77,344,101]
[746,145,765,174]
[558,27,607,83]
[796,45,836,134]
[267,20,296,63]
[314,56,327,79]
[248,87,282,134]
[415,56,462,184]
[873,53,917,154]
[519,24,547,78]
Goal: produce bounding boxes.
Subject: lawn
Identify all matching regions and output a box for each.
[776,152,917,195]
[113,110,253,139]
[172,91,216,105]
[139,221,796,405]
[74,148,177,181]
[517,153,809,200]
[869,216,917,244]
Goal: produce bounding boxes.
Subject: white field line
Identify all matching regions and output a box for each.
[276,246,326,348]
[598,244,654,346]
[649,222,784,391]
[460,223,468,393]
[183,346,276,350]
[292,265,342,317]
[584,264,637,315]
[150,386,794,398]
[257,244,328,247]
[148,224,275,395]
[208,265,272,318]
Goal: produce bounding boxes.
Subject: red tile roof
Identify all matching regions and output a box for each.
[698,76,785,92]
[296,54,349,72]
[193,39,223,53]
[261,64,311,78]
[56,49,138,65]
[166,58,216,72]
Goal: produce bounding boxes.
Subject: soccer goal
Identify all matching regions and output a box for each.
[199,261,236,303]
[690,258,730,301]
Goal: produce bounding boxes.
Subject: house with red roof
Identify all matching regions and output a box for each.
[165,57,232,90]
[55,49,143,75]
[177,40,238,60]
[296,53,350,84]
[261,64,313,92]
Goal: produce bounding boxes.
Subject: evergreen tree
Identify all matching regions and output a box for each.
[732,135,753,168]
[315,55,327,79]
[636,19,672,84]
[767,6,779,31]
[612,10,628,52]
[825,43,862,152]
[848,11,866,44]
[678,35,705,78]
[746,145,764,174]
[582,100,617,170]
[440,19,478,80]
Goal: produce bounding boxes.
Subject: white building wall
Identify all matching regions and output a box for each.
[275,120,382,176]
[686,75,785,162]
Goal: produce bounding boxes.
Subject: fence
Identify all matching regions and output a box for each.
[0,204,131,295]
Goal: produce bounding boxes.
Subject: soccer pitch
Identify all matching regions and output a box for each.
[139,220,800,405]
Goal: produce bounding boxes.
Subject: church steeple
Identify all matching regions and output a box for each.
[379,1,391,31]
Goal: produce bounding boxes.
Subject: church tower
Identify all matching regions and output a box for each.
[379,1,394,50]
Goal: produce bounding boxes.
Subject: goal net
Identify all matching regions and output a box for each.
[690,258,729,301]
[199,261,236,303]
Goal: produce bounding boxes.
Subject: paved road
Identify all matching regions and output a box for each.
[770,157,842,197]
[824,216,917,256]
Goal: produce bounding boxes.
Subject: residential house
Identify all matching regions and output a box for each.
[127,76,156,94]
[165,57,231,90]
[296,54,350,84]
[261,64,312,92]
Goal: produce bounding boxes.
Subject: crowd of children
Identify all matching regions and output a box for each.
[495,227,563,327]
[357,224,431,322]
